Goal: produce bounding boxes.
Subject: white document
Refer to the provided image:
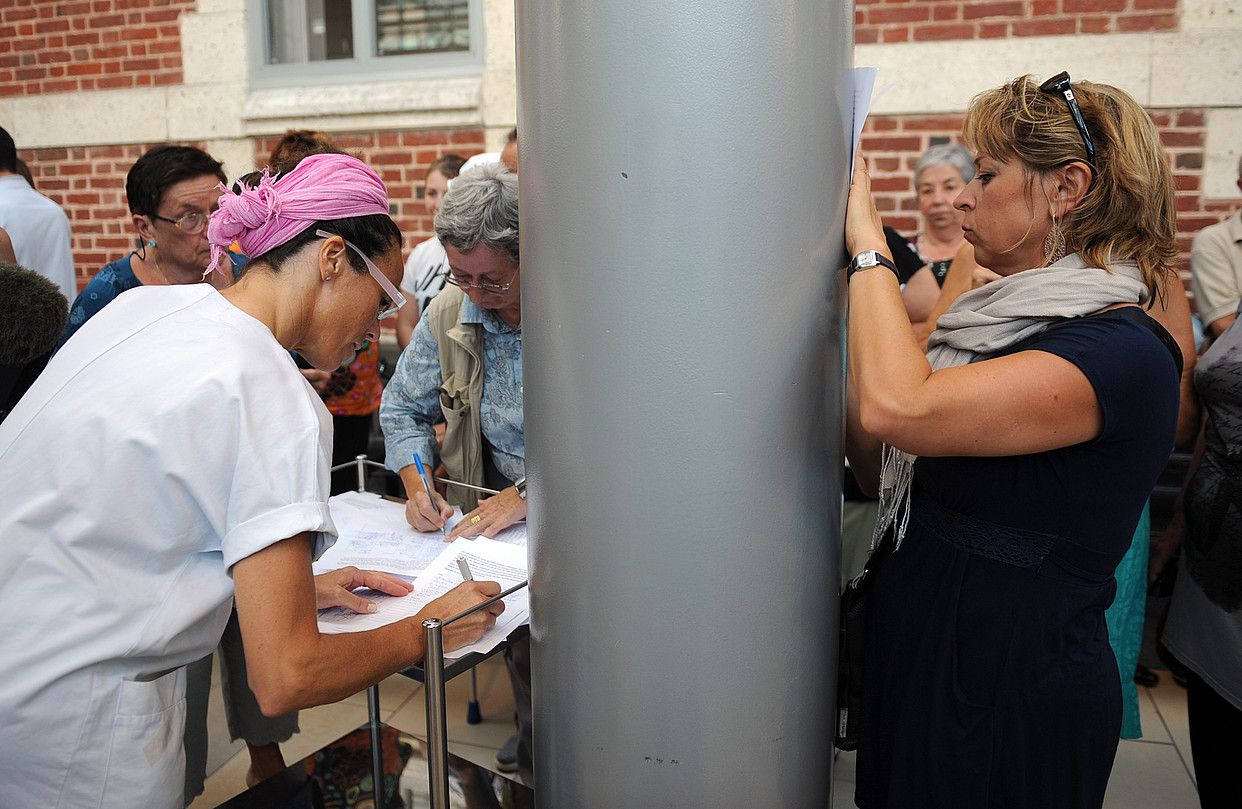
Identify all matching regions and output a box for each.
[317,536,529,661]
[314,492,446,577]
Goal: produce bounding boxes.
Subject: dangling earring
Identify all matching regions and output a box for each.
[1043,208,1067,265]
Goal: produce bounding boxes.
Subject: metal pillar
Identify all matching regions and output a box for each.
[517,2,852,806]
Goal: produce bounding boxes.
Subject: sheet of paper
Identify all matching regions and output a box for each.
[317,536,529,660]
[323,530,448,577]
[850,66,878,179]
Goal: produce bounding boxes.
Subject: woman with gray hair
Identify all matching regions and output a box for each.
[381,159,525,538]
[380,159,535,806]
[901,143,976,322]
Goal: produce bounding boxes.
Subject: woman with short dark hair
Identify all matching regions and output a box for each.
[0,153,503,807]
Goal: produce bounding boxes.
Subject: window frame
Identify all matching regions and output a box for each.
[247,0,485,88]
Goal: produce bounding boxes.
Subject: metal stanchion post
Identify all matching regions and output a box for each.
[424,618,450,809]
[368,685,385,805]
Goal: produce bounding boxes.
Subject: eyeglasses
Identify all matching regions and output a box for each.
[153,210,210,235]
[1039,71,1096,166]
[314,229,407,320]
[438,267,516,294]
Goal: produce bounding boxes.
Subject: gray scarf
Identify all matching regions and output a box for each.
[871,253,1149,552]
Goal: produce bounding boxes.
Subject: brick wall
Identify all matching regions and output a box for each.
[860,108,1236,295]
[854,0,1179,43]
[15,127,485,291]
[0,0,193,98]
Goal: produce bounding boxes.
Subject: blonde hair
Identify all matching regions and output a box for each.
[962,75,1176,304]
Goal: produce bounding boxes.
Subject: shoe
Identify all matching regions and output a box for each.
[495,733,520,773]
[1134,665,1160,688]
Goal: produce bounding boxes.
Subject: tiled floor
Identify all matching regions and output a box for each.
[193,663,1201,808]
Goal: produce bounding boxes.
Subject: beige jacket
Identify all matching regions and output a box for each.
[422,286,486,511]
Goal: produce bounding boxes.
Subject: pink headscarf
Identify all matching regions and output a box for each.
[206,152,390,278]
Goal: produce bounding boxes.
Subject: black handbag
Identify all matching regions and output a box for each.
[835,523,893,752]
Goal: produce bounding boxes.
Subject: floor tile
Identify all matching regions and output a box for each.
[1105,738,1200,809]
[1146,677,1197,785]
[1135,682,1172,744]
[833,749,857,783]
[832,772,858,809]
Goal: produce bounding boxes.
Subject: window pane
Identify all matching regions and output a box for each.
[375,0,470,57]
[267,0,355,65]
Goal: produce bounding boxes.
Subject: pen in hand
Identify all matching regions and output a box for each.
[412,452,446,540]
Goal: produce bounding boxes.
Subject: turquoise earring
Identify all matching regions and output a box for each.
[147,240,157,248]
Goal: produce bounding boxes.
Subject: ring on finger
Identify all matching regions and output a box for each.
[471,515,482,525]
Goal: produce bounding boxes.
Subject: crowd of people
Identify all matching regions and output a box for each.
[0,68,1239,809]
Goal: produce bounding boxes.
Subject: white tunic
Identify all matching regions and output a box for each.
[0,285,336,808]
[0,174,76,301]
[400,235,449,313]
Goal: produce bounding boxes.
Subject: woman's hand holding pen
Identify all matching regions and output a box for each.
[406,487,453,533]
[448,486,527,541]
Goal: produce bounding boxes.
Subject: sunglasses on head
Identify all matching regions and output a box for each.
[1039,71,1096,167]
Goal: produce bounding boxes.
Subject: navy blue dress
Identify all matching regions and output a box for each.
[856,309,1180,809]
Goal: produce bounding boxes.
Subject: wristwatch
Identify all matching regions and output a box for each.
[515,476,527,500]
[848,249,900,281]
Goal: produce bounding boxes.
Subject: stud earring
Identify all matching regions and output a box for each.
[147,240,157,248]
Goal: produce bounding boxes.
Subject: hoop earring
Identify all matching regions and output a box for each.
[1043,209,1067,265]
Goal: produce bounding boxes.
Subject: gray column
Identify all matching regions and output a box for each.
[517,2,852,806]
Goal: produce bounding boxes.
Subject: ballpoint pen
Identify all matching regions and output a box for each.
[412,452,446,540]
[456,557,474,581]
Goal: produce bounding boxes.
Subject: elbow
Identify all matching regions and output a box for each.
[858,395,909,448]
[248,659,314,717]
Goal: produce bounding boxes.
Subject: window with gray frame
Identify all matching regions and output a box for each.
[254,0,480,82]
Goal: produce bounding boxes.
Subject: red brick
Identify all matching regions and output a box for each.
[1078,16,1112,32]
[882,25,910,42]
[855,27,880,43]
[1133,0,1177,8]
[978,21,1008,36]
[1175,110,1205,128]
[95,75,134,89]
[1117,12,1177,31]
[35,18,70,34]
[901,116,965,132]
[912,23,977,40]
[1161,131,1205,148]
[1031,0,1060,13]
[1173,174,1201,191]
[870,177,912,192]
[1064,0,1125,9]
[932,4,963,20]
[860,135,924,151]
[87,13,126,28]
[67,61,103,76]
[963,1,1024,19]
[1011,18,1077,35]
[868,5,932,23]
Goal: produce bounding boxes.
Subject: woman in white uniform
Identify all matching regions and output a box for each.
[0,153,503,808]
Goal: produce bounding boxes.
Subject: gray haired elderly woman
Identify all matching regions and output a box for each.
[381,160,525,537]
[379,160,535,801]
[901,143,976,322]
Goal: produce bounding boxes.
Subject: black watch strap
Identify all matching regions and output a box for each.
[848,250,900,281]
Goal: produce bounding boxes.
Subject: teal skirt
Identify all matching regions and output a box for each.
[1105,502,1150,739]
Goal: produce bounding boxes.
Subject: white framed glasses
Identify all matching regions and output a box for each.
[315,229,406,320]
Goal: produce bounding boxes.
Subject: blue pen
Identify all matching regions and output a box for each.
[412,452,446,539]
